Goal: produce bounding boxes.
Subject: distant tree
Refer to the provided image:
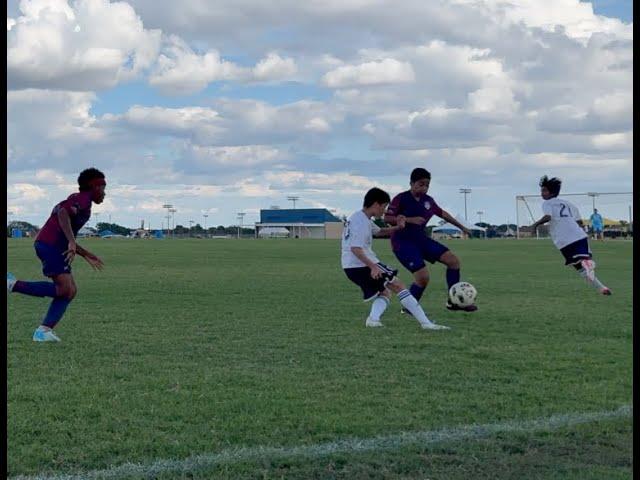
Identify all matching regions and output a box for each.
[7,220,39,237]
[96,222,132,236]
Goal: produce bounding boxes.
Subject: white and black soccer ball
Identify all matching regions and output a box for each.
[449,282,477,307]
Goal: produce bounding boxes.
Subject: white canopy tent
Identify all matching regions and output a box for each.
[258,226,290,238]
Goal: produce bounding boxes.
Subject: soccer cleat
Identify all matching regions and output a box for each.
[33,328,61,342]
[421,322,451,330]
[7,272,16,293]
[446,301,478,312]
[600,287,612,296]
[365,317,384,328]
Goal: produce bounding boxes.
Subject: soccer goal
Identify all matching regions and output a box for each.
[515,192,633,239]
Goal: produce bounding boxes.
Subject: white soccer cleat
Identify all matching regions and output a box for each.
[33,328,61,342]
[421,322,450,330]
[7,272,16,293]
[365,317,384,328]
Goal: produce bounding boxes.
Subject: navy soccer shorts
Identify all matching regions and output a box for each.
[392,237,449,273]
[35,241,72,277]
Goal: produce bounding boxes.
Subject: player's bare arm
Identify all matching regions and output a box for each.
[441,210,472,236]
[350,247,383,278]
[57,208,78,263]
[374,217,406,237]
[76,245,105,271]
[531,214,551,231]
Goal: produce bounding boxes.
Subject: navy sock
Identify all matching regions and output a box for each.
[446,269,460,289]
[409,283,426,301]
[13,281,57,298]
[42,298,72,329]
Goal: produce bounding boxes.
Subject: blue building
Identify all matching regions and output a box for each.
[256,208,343,239]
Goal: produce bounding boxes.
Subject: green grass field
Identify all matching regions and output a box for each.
[7,238,633,479]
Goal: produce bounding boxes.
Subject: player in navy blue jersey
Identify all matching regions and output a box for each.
[7,168,106,342]
[342,187,450,330]
[384,168,477,312]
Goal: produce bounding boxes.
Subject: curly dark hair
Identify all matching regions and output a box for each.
[539,175,562,197]
[78,168,106,191]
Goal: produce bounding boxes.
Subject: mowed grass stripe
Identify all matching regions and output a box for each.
[12,405,632,480]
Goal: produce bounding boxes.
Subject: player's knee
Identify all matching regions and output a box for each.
[56,283,76,300]
[67,285,77,300]
[414,270,429,286]
[446,255,460,269]
[387,280,404,293]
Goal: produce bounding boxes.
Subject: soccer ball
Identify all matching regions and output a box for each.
[449,282,477,307]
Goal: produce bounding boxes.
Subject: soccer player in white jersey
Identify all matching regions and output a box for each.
[530,176,611,295]
[341,187,451,329]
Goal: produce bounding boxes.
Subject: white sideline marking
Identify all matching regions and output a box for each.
[14,405,631,480]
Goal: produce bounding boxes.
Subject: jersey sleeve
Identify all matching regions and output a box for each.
[386,194,403,217]
[430,197,443,217]
[572,204,582,221]
[371,220,381,235]
[348,216,369,248]
[57,193,91,216]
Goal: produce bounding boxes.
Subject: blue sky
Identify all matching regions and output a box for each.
[7,0,633,229]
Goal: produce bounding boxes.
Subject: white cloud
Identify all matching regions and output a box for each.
[8,0,162,91]
[252,52,297,81]
[5,0,633,227]
[322,58,415,88]
[148,35,248,94]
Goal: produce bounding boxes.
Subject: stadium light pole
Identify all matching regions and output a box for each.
[203,214,208,232]
[94,212,100,229]
[169,208,177,237]
[163,204,173,236]
[477,210,484,224]
[237,212,246,239]
[189,220,194,237]
[587,192,598,211]
[287,196,300,209]
[459,188,472,221]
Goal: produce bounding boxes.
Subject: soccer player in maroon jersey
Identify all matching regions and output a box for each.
[384,168,478,312]
[7,168,106,342]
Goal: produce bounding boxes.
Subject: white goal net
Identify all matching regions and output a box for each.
[515,192,633,239]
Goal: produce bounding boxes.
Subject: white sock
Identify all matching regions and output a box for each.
[397,289,434,326]
[577,268,606,290]
[369,296,390,321]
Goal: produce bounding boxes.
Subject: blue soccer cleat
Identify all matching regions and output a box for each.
[33,327,61,342]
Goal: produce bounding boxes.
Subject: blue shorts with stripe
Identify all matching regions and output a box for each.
[392,237,449,273]
[344,263,398,301]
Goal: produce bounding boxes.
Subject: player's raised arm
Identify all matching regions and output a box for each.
[439,210,471,236]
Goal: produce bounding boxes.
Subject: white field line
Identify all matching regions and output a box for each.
[14,405,632,480]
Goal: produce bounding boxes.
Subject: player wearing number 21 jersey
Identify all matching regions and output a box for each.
[530,175,611,296]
